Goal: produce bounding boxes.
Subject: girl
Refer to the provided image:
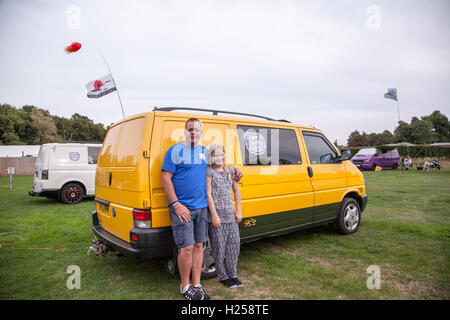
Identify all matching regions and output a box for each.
[206,143,243,288]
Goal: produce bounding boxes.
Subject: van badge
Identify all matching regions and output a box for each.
[244,218,256,228]
[69,152,80,161]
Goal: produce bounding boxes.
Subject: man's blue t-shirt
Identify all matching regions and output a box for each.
[162,142,208,209]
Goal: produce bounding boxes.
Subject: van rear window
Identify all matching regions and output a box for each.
[237,125,301,166]
[98,125,121,167]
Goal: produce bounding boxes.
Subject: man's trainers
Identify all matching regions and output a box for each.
[220,278,237,288]
[194,284,211,300]
[231,278,244,288]
[180,284,203,300]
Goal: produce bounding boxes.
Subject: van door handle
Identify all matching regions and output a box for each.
[307,167,313,178]
[109,172,112,186]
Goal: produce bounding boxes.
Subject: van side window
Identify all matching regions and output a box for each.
[237,125,301,165]
[88,146,101,164]
[303,132,338,164]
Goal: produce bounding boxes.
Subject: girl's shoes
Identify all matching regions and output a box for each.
[220,278,244,288]
[231,278,244,288]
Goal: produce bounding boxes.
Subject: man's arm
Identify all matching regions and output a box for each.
[232,166,243,182]
[161,170,191,222]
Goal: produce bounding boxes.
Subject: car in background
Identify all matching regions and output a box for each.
[351,147,400,170]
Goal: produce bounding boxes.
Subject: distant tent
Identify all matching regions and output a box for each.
[383,142,416,147]
[430,142,450,148]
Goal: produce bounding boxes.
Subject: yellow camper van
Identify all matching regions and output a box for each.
[91,107,367,277]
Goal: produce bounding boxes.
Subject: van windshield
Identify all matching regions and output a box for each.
[355,148,376,156]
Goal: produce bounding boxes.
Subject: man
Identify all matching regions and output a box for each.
[161,118,242,300]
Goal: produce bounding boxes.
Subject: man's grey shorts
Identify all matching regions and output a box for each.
[169,206,208,252]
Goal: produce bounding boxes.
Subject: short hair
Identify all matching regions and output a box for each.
[185,118,201,129]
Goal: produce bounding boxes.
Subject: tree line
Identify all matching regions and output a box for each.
[347,110,449,147]
[0,104,108,145]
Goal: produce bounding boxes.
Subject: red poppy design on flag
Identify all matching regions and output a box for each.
[64,42,82,53]
[93,80,103,91]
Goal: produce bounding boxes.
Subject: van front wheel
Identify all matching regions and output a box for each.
[61,183,84,204]
[336,198,361,235]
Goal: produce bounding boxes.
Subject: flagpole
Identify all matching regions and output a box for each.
[93,42,125,118]
[396,94,404,174]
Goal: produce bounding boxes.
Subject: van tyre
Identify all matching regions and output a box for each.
[61,183,84,204]
[336,198,361,235]
[164,257,177,275]
[201,238,217,279]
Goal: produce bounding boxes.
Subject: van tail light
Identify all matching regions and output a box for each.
[133,209,152,229]
[41,170,48,180]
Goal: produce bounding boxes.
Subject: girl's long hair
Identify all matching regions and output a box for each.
[208,143,231,182]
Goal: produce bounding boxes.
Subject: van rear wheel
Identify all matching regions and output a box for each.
[336,198,361,235]
[61,183,84,204]
[201,238,217,279]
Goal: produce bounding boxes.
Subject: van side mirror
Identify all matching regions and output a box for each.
[341,150,352,161]
[335,150,352,163]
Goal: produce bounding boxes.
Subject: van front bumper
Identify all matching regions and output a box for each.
[91,211,174,260]
[360,194,368,212]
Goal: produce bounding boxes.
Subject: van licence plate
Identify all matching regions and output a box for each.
[98,203,109,214]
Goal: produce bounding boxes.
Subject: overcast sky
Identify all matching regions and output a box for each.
[0,0,449,145]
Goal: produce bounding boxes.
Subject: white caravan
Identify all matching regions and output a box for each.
[29,143,102,204]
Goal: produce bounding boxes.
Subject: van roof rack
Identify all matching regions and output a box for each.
[153,106,290,123]
[58,141,102,144]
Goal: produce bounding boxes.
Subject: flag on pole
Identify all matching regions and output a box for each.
[384,88,398,101]
[85,73,117,98]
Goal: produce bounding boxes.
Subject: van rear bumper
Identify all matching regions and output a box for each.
[91,211,174,260]
[28,189,59,198]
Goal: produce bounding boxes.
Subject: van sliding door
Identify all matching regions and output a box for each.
[236,125,314,242]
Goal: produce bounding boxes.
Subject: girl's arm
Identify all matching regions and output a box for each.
[232,180,242,223]
[206,176,221,228]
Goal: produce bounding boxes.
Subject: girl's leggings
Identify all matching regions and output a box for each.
[208,222,240,281]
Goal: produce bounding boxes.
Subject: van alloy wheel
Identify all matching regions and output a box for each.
[337,198,361,235]
[343,204,359,231]
[61,183,84,204]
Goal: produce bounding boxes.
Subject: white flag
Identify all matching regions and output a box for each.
[85,73,117,99]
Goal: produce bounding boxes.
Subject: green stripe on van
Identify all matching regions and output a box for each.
[239,202,340,244]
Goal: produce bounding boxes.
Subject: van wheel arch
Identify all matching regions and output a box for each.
[60,181,86,204]
[342,192,362,209]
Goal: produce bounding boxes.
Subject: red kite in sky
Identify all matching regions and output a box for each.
[65,42,81,53]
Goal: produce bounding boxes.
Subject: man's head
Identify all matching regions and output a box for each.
[184,118,202,147]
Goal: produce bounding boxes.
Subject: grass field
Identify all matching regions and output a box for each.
[0,169,449,300]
